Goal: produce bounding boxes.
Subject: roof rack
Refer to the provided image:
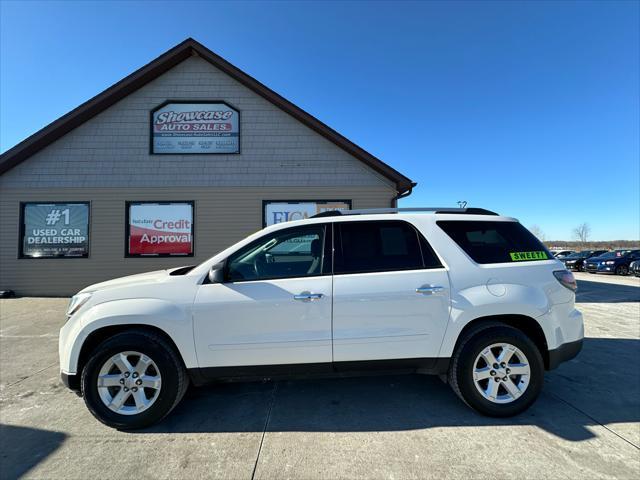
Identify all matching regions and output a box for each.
[311,207,499,218]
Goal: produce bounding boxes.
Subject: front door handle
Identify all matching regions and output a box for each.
[294,292,324,302]
[416,285,445,295]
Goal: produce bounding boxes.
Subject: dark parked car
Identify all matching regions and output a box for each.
[584,250,640,275]
[630,260,640,277]
[562,250,608,272]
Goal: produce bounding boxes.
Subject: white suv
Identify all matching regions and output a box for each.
[59,208,583,429]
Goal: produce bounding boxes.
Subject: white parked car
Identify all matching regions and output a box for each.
[552,250,576,259]
[59,208,584,429]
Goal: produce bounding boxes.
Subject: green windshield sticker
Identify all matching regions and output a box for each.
[509,251,549,261]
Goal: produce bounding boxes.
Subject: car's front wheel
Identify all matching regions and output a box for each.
[81,329,188,430]
[448,323,544,417]
[616,265,629,276]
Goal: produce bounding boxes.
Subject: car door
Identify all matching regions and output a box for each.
[332,220,451,364]
[192,223,333,370]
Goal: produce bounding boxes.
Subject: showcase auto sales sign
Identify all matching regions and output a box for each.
[128,203,193,255]
[152,102,239,154]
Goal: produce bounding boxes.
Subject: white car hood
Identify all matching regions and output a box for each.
[81,269,168,293]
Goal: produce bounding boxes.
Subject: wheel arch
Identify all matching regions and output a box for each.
[452,314,551,370]
[71,324,185,391]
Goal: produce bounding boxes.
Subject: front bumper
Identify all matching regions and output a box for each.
[61,372,81,393]
[585,263,615,273]
[548,338,583,370]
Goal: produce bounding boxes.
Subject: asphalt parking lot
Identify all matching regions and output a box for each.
[1,272,639,479]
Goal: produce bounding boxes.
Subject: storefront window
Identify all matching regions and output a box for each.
[126,202,194,256]
[20,202,90,258]
[263,200,351,227]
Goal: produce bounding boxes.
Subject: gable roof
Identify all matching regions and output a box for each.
[0,38,415,193]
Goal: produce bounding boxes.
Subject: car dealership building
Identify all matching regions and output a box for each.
[0,38,414,296]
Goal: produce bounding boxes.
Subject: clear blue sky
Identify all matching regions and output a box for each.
[1,0,638,240]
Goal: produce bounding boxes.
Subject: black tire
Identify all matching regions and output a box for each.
[448,322,544,417]
[81,329,188,430]
[616,265,628,276]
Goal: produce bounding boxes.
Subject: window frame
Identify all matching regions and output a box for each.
[125,201,195,258]
[333,220,443,275]
[223,223,332,283]
[18,201,91,259]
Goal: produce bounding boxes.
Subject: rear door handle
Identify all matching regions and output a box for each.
[416,285,445,295]
[294,292,324,302]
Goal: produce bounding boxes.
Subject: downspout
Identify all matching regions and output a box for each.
[390,182,417,208]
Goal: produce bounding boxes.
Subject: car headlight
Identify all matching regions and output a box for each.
[605,261,615,265]
[67,292,92,317]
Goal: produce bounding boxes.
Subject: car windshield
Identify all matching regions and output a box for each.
[595,252,621,259]
[565,252,588,259]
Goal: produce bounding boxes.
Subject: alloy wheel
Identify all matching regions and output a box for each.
[96,351,162,415]
[472,343,530,404]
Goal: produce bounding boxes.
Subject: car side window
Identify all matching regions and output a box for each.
[334,220,441,274]
[226,224,328,282]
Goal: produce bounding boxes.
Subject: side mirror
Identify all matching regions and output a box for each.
[208,262,225,284]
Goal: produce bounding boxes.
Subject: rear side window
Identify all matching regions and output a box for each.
[335,220,441,274]
[437,221,551,264]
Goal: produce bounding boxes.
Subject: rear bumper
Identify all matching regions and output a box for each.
[547,338,583,370]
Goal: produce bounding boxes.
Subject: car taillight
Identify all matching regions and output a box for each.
[553,270,577,292]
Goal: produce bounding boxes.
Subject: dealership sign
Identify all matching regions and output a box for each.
[263,201,351,226]
[127,202,194,256]
[21,202,89,258]
[151,102,239,154]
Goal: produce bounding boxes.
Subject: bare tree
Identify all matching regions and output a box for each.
[529,225,546,242]
[573,223,591,243]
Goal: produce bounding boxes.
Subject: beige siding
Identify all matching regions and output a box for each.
[0,186,395,296]
[0,56,394,190]
[0,54,403,296]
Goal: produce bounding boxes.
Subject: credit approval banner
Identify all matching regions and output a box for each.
[152,102,239,154]
[128,203,193,256]
[264,201,351,226]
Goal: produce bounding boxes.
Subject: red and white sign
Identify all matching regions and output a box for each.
[152,102,239,154]
[128,203,193,256]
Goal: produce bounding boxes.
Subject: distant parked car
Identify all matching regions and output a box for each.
[553,250,576,259]
[584,250,640,275]
[562,250,608,272]
[630,260,640,277]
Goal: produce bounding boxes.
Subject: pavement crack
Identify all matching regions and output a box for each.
[549,391,640,450]
[3,363,57,389]
[250,381,278,480]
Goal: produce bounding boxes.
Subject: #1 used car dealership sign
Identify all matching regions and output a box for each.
[20,202,90,258]
[151,102,239,154]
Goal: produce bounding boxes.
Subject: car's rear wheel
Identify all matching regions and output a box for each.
[616,265,628,276]
[448,323,544,417]
[81,329,188,430]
